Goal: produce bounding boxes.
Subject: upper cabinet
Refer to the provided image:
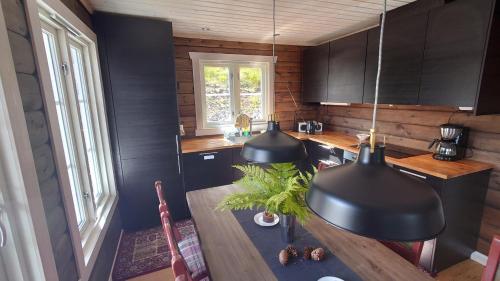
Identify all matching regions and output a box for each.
[327,32,367,103]
[301,0,500,114]
[364,10,429,104]
[419,0,498,114]
[302,43,329,103]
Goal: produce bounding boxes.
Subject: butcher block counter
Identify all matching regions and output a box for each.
[181,131,493,180]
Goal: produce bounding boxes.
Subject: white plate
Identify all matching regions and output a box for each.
[318,277,344,281]
[254,212,279,227]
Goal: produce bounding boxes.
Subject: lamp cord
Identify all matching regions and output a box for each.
[370,0,387,151]
[273,0,276,61]
[372,0,386,129]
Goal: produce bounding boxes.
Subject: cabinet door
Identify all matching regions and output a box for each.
[302,43,329,103]
[419,0,493,107]
[121,156,185,230]
[364,12,428,104]
[328,32,367,103]
[94,13,186,230]
[183,149,233,191]
[101,14,179,159]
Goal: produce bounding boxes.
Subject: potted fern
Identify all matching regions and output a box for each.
[217,163,315,242]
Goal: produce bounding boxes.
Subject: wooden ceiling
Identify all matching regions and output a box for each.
[89,0,414,46]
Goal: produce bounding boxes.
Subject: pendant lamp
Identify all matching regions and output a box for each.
[241,0,308,164]
[305,0,445,241]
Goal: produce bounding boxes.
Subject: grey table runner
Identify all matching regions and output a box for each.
[231,209,363,281]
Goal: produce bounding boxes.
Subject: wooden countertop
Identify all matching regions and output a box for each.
[187,185,435,281]
[181,131,493,179]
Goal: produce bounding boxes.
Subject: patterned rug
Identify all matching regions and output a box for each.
[112,219,196,280]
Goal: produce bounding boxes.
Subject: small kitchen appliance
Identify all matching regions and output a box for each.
[297,121,323,134]
[429,124,469,161]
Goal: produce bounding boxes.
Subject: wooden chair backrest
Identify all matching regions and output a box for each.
[379,241,424,267]
[482,235,500,281]
[318,158,425,267]
[155,180,192,281]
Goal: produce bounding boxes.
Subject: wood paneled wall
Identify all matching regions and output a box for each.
[319,104,500,254]
[173,36,500,254]
[174,37,317,136]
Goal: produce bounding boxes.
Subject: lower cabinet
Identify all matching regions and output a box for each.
[232,148,271,181]
[394,165,490,273]
[183,149,234,192]
[183,146,315,191]
[306,140,344,170]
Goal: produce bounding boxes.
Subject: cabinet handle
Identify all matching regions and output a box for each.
[0,221,5,248]
[175,135,180,155]
[199,151,218,156]
[175,135,181,174]
[177,154,181,174]
[399,169,427,180]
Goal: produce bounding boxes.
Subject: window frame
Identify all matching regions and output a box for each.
[190,52,275,136]
[25,1,118,280]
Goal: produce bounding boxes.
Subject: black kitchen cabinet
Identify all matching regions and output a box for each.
[394,165,490,273]
[419,0,498,113]
[183,149,234,191]
[232,146,310,180]
[302,43,329,103]
[231,147,265,181]
[364,10,429,104]
[327,32,367,103]
[94,12,188,230]
[304,140,343,174]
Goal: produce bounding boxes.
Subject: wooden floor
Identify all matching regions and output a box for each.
[126,268,174,281]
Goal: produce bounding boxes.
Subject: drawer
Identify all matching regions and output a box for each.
[183,149,233,191]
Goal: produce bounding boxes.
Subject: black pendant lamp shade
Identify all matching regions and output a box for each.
[241,121,308,163]
[306,144,445,241]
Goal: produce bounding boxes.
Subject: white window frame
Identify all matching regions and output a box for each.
[0,4,58,280]
[24,0,117,280]
[190,52,275,136]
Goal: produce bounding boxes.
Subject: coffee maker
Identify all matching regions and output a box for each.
[429,124,469,161]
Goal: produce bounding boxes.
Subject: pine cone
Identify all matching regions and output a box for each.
[311,248,325,261]
[286,244,298,257]
[303,246,314,260]
[279,249,289,265]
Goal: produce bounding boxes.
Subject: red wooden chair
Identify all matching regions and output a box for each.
[155,181,193,281]
[317,161,331,171]
[482,235,500,281]
[318,161,427,268]
[379,241,424,267]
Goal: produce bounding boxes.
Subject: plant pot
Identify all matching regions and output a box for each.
[279,214,296,243]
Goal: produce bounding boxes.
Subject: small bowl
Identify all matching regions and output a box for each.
[318,277,344,281]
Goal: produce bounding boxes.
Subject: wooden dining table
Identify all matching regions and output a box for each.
[186,184,436,281]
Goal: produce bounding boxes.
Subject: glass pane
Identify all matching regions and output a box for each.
[69,43,104,203]
[240,67,264,120]
[42,30,88,229]
[204,65,232,123]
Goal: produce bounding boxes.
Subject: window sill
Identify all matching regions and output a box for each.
[80,194,118,280]
[195,122,269,137]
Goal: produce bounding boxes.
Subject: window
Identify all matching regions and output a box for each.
[35,3,117,276]
[190,53,275,135]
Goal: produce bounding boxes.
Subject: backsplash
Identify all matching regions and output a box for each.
[174,37,317,137]
[319,104,500,254]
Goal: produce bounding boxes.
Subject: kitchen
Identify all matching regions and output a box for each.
[0,0,499,281]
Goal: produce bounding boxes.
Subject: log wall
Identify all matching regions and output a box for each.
[174,37,317,136]
[319,104,500,254]
[173,36,500,255]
